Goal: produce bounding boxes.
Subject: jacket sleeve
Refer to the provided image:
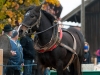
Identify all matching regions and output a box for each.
[21,58,24,64]
[20,37,27,51]
[84,53,89,59]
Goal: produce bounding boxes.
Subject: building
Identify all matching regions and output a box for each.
[61,0,100,57]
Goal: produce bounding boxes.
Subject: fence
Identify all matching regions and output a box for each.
[0,49,37,75]
[0,49,3,75]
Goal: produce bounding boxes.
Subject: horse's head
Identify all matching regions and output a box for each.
[20,5,42,34]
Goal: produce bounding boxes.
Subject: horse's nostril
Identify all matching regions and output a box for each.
[19,30,23,33]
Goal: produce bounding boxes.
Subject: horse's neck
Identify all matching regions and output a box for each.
[38,12,53,46]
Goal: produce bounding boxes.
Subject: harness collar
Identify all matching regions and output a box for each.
[38,28,63,53]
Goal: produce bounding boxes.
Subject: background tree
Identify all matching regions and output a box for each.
[0,0,43,33]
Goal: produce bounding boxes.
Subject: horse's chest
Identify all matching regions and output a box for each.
[38,53,56,66]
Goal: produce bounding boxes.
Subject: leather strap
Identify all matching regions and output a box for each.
[60,30,77,70]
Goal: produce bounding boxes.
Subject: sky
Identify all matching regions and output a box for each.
[59,0,81,18]
[59,0,82,29]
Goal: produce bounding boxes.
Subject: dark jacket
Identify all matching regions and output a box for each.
[0,34,12,65]
[83,52,89,64]
[20,35,35,60]
[97,56,100,63]
[8,39,24,70]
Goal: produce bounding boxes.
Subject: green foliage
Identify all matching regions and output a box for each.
[0,0,6,9]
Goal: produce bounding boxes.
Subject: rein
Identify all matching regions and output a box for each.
[35,23,59,35]
[29,23,78,35]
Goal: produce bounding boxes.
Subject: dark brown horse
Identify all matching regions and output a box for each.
[20,5,84,75]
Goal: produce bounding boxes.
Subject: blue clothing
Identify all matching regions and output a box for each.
[97,56,100,63]
[3,66,6,75]
[44,68,50,75]
[7,39,24,70]
[23,60,33,75]
[84,46,88,50]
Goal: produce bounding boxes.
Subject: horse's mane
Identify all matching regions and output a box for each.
[26,5,36,12]
[41,10,56,24]
[25,5,56,24]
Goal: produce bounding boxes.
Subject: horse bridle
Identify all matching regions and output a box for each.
[18,11,56,36]
[18,11,42,34]
[19,10,60,35]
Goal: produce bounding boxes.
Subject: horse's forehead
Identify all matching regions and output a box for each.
[25,11,30,16]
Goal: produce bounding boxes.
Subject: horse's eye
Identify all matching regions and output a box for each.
[31,15,35,18]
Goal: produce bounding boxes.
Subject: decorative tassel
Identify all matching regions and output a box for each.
[45,0,60,7]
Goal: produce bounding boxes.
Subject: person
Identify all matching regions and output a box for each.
[6,30,24,75]
[20,32,36,75]
[95,49,100,64]
[83,42,91,64]
[0,24,14,64]
[44,67,50,75]
[0,24,17,75]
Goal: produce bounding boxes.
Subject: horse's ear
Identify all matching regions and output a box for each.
[35,5,42,12]
[26,5,36,12]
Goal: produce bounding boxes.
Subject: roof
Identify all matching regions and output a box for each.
[61,0,95,21]
[62,21,81,29]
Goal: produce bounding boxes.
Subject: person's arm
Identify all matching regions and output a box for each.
[20,37,32,55]
[84,53,89,61]
[21,55,24,66]
[95,50,100,56]
[20,37,27,53]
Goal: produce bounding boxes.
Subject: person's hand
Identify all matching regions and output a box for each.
[10,50,16,56]
[21,63,24,66]
[84,59,86,61]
